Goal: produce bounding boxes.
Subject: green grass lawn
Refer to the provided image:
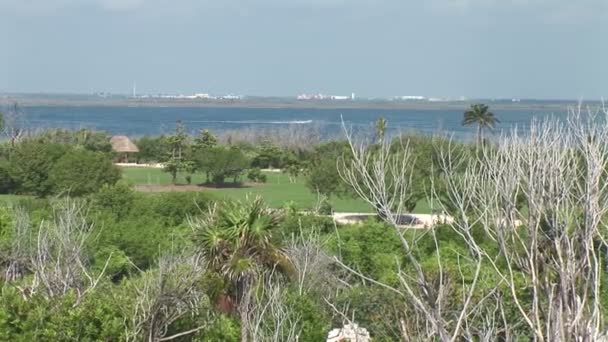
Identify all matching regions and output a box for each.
[121,167,433,213]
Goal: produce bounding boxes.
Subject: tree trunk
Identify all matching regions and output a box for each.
[239,280,251,342]
[476,124,482,145]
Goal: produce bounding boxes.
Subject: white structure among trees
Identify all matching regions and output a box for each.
[327,323,371,342]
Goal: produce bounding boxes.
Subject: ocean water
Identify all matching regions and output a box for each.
[19,106,568,140]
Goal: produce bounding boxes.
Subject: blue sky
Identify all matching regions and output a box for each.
[0,0,606,99]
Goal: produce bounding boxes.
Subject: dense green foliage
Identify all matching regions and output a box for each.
[10,111,607,341]
[37,128,114,153]
[48,149,121,196]
[134,135,169,163]
[305,141,352,197]
[195,146,250,185]
[1,139,120,196]
[7,141,70,196]
[0,191,527,341]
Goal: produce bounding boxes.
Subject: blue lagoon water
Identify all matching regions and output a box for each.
[20,106,568,140]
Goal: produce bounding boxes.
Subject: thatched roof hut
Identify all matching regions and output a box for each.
[111,135,139,153]
[111,136,139,163]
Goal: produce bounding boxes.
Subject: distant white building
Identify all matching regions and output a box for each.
[327,323,370,342]
[220,94,243,100]
[297,93,329,100]
[331,95,350,100]
[297,94,311,100]
[398,95,426,101]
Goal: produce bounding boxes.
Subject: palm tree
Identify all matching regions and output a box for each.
[462,104,499,145]
[193,196,290,342]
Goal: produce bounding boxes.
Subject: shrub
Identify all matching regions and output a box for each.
[8,141,69,196]
[48,149,121,196]
[284,290,330,342]
[305,141,352,197]
[135,135,169,163]
[93,191,216,269]
[0,287,125,341]
[247,168,267,183]
[315,196,333,215]
[91,181,136,220]
[196,147,249,185]
[0,161,15,194]
[333,286,404,342]
[251,142,283,169]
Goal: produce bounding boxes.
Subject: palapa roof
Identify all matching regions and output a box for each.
[110,135,139,153]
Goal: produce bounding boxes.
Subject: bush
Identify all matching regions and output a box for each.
[91,181,136,220]
[278,212,336,238]
[141,191,215,226]
[333,286,404,342]
[284,290,330,342]
[48,149,121,196]
[305,141,352,197]
[8,141,69,196]
[94,191,216,269]
[0,161,15,193]
[0,287,125,341]
[100,214,173,269]
[135,135,169,163]
[196,147,249,185]
[247,168,267,183]
[251,142,284,169]
[315,196,333,215]
[327,220,403,282]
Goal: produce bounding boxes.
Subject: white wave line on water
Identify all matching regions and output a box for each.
[185,120,313,125]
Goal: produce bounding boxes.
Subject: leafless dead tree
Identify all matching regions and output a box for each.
[1,199,111,302]
[2,207,31,282]
[216,123,324,151]
[2,102,26,146]
[123,253,210,342]
[337,122,496,341]
[245,272,301,342]
[435,104,608,341]
[285,229,336,297]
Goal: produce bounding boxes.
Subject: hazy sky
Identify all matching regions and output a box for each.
[1,0,606,99]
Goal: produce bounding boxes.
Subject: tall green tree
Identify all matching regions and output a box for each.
[305,141,352,198]
[192,197,291,342]
[163,121,190,184]
[251,141,283,169]
[195,146,249,185]
[193,129,218,151]
[135,135,169,162]
[462,104,499,144]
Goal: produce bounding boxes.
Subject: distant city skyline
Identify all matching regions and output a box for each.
[3,90,595,103]
[0,0,606,99]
